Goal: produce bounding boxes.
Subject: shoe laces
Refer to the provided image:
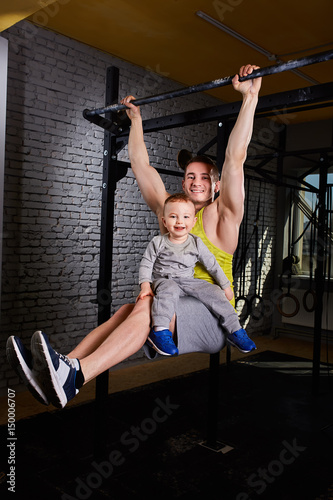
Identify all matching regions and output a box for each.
[163,335,176,346]
[57,351,76,369]
[154,330,175,345]
[234,329,247,339]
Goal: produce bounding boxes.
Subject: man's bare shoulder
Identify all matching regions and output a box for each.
[201,199,223,241]
[202,198,221,222]
[202,198,239,253]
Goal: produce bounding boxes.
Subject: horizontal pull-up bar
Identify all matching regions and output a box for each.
[84,49,333,117]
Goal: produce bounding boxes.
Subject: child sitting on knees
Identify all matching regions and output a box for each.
[138,193,256,356]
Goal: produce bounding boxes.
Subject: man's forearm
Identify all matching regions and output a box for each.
[128,115,150,170]
[225,92,258,164]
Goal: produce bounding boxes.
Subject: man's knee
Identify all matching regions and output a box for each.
[131,296,152,318]
[118,303,135,316]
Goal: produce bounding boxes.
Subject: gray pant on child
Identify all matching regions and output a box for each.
[152,276,241,335]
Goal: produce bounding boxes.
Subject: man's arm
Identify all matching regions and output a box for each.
[121,96,169,221]
[218,65,262,226]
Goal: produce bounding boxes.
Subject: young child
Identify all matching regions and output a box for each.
[138,193,256,356]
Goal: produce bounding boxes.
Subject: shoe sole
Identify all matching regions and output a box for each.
[227,338,256,354]
[6,336,49,406]
[147,337,177,356]
[31,331,67,409]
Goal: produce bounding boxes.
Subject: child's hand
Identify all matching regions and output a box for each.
[136,283,154,302]
[224,286,234,302]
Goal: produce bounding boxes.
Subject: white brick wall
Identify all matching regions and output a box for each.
[1,20,277,392]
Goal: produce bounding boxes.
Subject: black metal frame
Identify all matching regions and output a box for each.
[313,158,329,396]
[84,49,333,116]
[84,81,333,141]
[93,67,128,458]
[87,65,333,457]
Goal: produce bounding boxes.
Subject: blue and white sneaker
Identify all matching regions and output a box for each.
[6,336,49,406]
[147,328,179,356]
[31,330,79,409]
[227,328,257,353]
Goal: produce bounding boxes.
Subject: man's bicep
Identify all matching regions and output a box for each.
[219,158,245,222]
[135,162,169,215]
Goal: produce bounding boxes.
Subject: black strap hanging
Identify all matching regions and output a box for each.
[234,177,251,320]
[323,185,332,381]
[250,180,265,320]
[303,194,318,312]
[277,187,300,317]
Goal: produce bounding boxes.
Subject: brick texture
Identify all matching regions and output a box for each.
[1,20,277,392]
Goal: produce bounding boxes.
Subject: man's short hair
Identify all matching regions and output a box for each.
[184,155,220,184]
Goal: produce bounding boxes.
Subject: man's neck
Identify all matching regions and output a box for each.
[194,199,211,213]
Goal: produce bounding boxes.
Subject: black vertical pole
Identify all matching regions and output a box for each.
[205,120,229,448]
[277,126,286,186]
[312,157,328,396]
[206,351,220,448]
[217,119,232,369]
[94,66,120,459]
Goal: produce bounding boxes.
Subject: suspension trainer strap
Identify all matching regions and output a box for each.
[250,180,264,320]
[277,187,300,317]
[303,196,318,312]
[234,177,251,319]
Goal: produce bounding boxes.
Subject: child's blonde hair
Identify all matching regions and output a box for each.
[163,193,195,214]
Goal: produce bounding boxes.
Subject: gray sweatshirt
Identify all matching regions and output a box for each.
[139,233,230,289]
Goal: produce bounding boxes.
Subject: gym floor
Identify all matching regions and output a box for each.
[1,332,332,424]
[1,332,333,500]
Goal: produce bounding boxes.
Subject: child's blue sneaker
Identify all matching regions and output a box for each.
[147,328,179,356]
[31,330,79,409]
[227,328,256,353]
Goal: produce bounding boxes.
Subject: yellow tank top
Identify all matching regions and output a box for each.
[191,207,235,307]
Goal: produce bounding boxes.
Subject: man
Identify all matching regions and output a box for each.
[121,63,260,356]
[6,64,261,409]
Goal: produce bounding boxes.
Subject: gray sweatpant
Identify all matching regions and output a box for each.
[152,276,241,335]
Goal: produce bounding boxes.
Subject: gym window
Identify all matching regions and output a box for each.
[284,172,333,278]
